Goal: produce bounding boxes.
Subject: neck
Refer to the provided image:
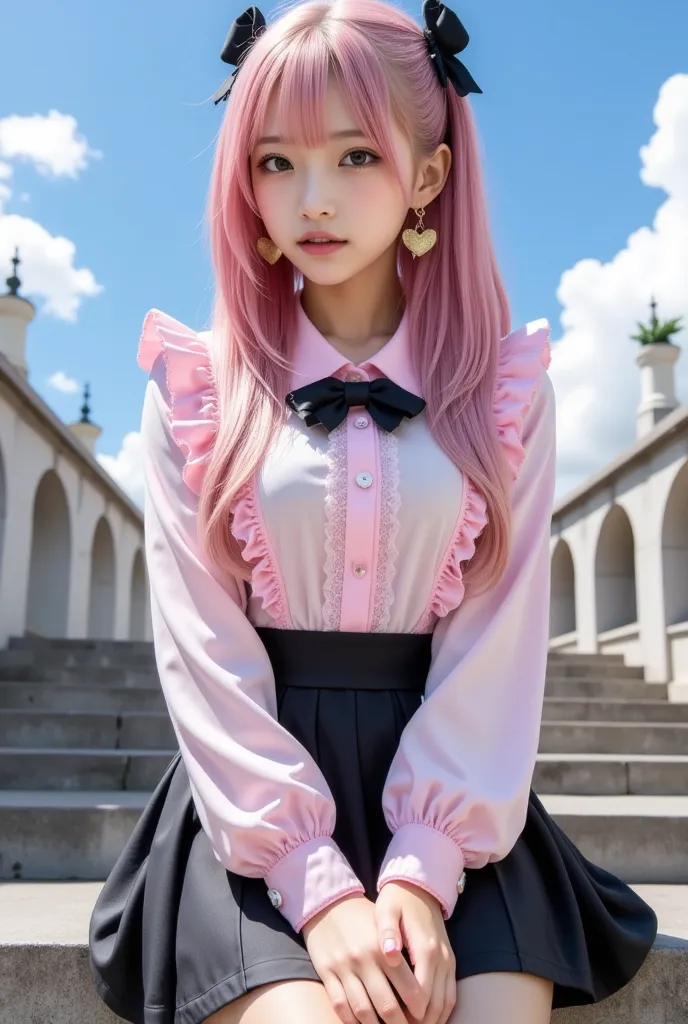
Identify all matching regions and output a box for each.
[300,247,405,364]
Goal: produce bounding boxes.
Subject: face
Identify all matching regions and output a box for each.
[249,75,421,285]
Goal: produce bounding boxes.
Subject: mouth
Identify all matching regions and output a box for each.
[297,236,348,255]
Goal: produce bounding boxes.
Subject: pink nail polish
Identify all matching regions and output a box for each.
[383,938,398,953]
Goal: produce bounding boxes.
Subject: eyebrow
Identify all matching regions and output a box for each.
[256,129,367,145]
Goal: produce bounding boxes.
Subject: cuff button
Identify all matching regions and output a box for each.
[457,871,467,895]
[267,887,283,909]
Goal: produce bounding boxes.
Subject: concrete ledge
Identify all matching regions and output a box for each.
[0,882,685,1024]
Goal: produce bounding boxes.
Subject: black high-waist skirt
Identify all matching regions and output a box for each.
[88,628,657,1024]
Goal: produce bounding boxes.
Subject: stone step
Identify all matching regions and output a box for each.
[545,662,646,680]
[539,794,688,883]
[2,749,687,796]
[0,648,155,671]
[0,681,681,721]
[0,749,174,791]
[0,710,175,749]
[542,698,688,723]
[0,881,684,1024]
[539,721,688,755]
[2,790,687,883]
[545,678,668,699]
[0,663,156,686]
[547,650,626,663]
[0,682,166,712]
[534,754,688,795]
[7,636,153,653]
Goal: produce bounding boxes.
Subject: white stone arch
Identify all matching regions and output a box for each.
[128,548,149,640]
[88,516,116,639]
[662,459,688,627]
[594,503,637,633]
[26,470,71,637]
[550,538,576,638]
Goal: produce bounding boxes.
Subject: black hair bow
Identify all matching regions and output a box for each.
[422,0,482,97]
[286,376,426,434]
[212,6,267,104]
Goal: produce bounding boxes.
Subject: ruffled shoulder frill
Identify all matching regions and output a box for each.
[425,317,551,622]
[138,308,289,626]
[493,317,551,483]
[138,308,219,496]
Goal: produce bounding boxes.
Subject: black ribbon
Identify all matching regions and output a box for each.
[422,0,482,97]
[286,376,426,433]
[212,6,267,104]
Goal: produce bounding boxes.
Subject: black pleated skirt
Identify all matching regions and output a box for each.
[88,628,658,1024]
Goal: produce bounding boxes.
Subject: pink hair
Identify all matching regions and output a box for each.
[201,0,512,597]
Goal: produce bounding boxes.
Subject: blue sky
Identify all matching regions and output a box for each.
[0,0,686,504]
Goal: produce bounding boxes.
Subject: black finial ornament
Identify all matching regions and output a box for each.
[212,6,267,104]
[422,0,482,97]
[6,247,21,297]
[650,295,658,326]
[80,382,92,424]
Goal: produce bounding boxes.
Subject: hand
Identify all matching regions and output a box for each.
[375,881,456,1024]
[301,891,430,1024]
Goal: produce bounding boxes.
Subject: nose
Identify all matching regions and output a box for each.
[298,170,336,221]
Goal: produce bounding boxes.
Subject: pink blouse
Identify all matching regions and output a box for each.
[137,292,556,934]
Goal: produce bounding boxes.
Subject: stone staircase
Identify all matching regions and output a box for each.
[0,638,686,1023]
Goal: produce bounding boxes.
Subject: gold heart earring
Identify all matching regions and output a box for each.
[402,207,437,259]
[256,236,282,264]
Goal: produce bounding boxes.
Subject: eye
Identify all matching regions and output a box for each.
[256,148,379,173]
[341,148,379,168]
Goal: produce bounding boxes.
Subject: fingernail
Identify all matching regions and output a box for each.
[383,938,399,953]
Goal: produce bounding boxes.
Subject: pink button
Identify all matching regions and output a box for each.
[354,416,369,428]
[353,565,367,578]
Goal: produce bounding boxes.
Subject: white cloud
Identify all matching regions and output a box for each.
[0,110,103,178]
[47,370,80,394]
[98,431,145,509]
[0,112,104,321]
[549,73,688,502]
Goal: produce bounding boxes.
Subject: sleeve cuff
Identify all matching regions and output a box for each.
[376,823,466,920]
[264,835,366,933]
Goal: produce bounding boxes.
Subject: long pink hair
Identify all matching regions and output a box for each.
[201,0,512,597]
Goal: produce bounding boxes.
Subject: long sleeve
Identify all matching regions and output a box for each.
[377,349,556,921]
[139,312,365,933]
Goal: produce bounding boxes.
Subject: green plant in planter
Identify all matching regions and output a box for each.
[631,296,683,346]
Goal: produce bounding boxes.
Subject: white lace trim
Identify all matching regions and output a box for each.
[322,421,348,631]
[371,428,402,633]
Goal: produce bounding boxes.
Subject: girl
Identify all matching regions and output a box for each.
[88,1,658,1022]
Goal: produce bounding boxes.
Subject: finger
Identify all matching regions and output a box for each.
[341,972,379,1024]
[381,959,427,1022]
[360,965,409,1024]
[440,963,457,1024]
[410,931,438,1009]
[424,961,447,1024]
[323,974,358,1024]
[377,902,404,968]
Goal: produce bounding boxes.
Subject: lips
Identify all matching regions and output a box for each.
[297,233,346,244]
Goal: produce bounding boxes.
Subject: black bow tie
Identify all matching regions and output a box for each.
[286,376,426,433]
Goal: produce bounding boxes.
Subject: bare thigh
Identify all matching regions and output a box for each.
[203,978,341,1024]
[448,972,554,1024]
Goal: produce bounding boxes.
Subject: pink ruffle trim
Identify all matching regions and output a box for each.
[138,308,288,625]
[138,308,218,496]
[229,480,290,627]
[428,477,488,620]
[426,317,551,621]
[494,317,551,484]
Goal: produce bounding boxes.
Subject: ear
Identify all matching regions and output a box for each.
[411,143,452,210]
